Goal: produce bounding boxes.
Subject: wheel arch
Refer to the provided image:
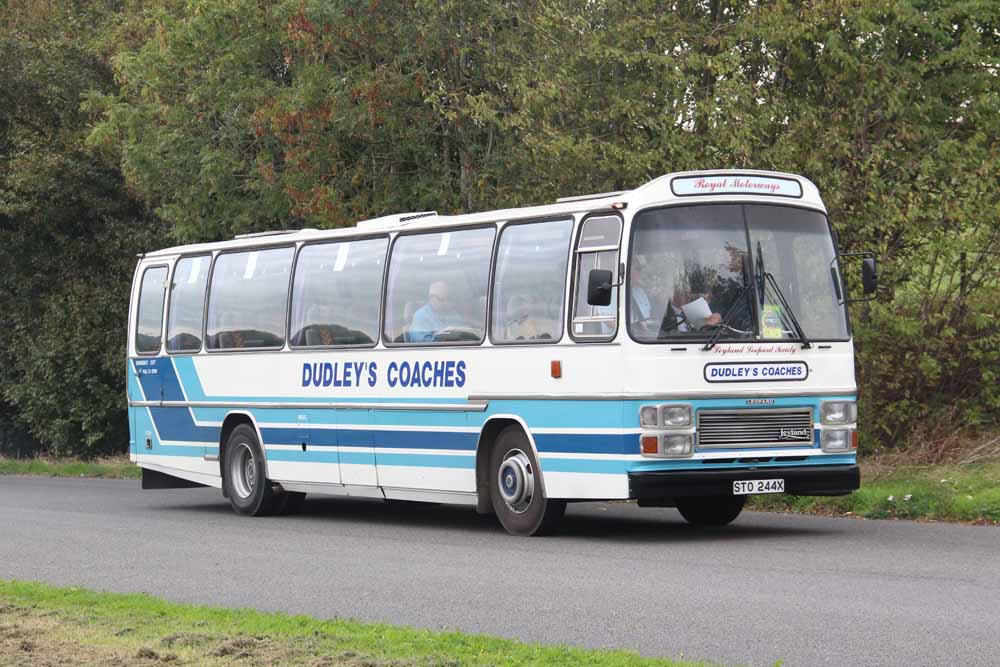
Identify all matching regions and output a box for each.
[218,411,267,482]
[474,414,546,514]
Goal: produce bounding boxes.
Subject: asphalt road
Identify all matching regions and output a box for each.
[1,477,998,666]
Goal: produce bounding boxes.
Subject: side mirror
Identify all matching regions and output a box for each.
[838,251,878,302]
[861,257,877,295]
[587,269,614,306]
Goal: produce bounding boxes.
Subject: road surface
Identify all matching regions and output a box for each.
[1,476,998,666]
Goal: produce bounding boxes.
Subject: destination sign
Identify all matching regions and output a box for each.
[671,175,803,198]
[704,361,808,383]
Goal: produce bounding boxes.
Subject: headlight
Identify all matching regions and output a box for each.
[821,401,857,425]
[821,429,852,452]
[640,405,659,427]
[661,405,692,428]
[662,434,693,457]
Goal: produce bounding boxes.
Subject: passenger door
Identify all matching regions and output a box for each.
[131,264,169,457]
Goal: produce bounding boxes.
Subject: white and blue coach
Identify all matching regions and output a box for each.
[127,170,875,535]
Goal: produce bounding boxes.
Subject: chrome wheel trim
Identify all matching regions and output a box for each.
[497,449,534,514]
[228,441,256,500]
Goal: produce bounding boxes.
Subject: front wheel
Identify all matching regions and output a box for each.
[489,426,565,536]
[676,495,746,526]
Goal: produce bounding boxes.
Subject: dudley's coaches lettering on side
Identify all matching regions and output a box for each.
[301,359,467,389]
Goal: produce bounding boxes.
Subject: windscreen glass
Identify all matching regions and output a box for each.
[745,204,848,340]
[628,204,848,343]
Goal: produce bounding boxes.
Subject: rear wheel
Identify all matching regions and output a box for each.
[222,424,275,516]
[489,426,565,536]
[676,494,746,526]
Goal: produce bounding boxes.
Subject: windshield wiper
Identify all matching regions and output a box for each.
[701,281,754,351]
[755,241,812,349]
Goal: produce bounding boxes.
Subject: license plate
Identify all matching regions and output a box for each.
[733,479,785,495]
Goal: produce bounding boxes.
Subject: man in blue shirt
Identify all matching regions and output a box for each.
[408,281,466,342]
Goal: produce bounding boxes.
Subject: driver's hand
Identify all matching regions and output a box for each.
[706,313,722,326]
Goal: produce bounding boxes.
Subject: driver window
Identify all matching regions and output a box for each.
[384,226,496,344]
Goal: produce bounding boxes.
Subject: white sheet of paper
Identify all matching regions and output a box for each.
[681,297,712,323]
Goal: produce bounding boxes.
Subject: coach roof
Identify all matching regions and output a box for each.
[142,169,824,258]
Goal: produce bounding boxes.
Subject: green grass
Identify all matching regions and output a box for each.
[0,579,714,666]
[749,458,1000,523]
[0,456,140,479]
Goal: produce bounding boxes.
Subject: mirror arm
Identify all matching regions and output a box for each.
[838,251,878,303]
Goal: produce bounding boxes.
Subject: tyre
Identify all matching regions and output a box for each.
[222,424,275,516]
[675,494,746,526]
[489,426,565,536]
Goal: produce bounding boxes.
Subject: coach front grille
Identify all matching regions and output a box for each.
[696,408,814,449]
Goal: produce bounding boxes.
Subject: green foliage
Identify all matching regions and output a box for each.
[93,0,998,447]
[0,1,164,457]
[0,455,141,479]
[0,0,997,454]
[750,458,1000,523]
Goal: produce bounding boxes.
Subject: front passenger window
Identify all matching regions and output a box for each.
[491,219,572,343]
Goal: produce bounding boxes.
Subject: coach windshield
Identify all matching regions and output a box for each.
[628,204,849,343]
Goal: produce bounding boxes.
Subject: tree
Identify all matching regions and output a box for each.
[0,1,164,456]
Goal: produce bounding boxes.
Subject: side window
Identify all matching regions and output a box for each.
[384,227,496,344]
[206,247,294,350]
[166,256,209,353]
[135,265,168,355]
[571,215,622,339]
[491,219,572,343]
[290,237,388,347]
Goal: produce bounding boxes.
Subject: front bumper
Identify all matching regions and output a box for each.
[629,464,860,499]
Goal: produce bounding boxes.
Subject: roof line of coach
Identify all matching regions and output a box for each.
[143,169,823,258]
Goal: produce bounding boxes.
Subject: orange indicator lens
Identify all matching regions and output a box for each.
[852,431,859,449]
[550,360,562,378]
[641,435,659,454]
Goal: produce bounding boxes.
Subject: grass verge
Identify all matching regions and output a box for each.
[0,456,140,479]
[748,457,1000,523]
[0,579,711,667]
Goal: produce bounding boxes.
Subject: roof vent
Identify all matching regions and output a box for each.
[556,191,626,204]
[356,211,437,230]
[233,230,301,240]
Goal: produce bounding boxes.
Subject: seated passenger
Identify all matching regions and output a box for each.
[408,281,466,342]
[629,257,658,326]
[304,305,336,346]
[504,294,551,340]
[217,311,246,349]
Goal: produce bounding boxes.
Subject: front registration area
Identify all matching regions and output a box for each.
[628,464,860,500]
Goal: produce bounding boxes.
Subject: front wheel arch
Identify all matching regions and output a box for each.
[218,412,266,490]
